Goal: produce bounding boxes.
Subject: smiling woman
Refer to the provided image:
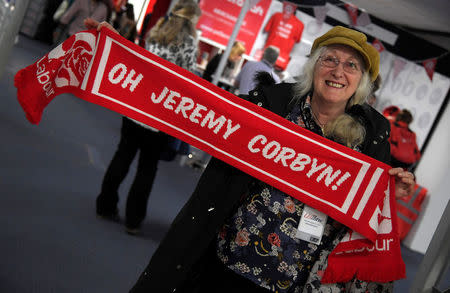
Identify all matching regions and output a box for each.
[312,45,366,115]
[128,25,416,293]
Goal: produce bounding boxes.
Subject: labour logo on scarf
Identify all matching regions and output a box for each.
[48,32,96,88]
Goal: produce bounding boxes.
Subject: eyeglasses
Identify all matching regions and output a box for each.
[319,55,362,74]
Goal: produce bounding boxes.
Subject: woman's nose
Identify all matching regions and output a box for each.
[331,62,345,77]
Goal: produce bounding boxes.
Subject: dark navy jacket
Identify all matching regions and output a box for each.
[130,82,391,293]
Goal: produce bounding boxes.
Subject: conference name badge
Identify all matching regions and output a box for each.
[296,205,328,245]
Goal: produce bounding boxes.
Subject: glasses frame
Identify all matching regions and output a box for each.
[318,55,363,75]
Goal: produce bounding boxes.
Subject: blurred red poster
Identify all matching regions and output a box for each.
[197,0,272,52]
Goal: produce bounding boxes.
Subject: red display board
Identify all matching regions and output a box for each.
[196,0,272,53]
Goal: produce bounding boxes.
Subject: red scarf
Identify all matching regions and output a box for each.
[14,28,405,283]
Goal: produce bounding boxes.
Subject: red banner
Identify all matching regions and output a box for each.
[16,28,391,242]
[196,0,272,52]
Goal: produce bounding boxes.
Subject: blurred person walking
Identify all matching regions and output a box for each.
[59,0,111,41]
[202,41,246,83]
[112,0,137,42]
[88,0,201,235]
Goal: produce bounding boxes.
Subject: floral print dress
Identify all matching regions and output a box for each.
[216,96,393,293]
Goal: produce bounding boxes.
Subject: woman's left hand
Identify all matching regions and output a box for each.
[389,167,415,199]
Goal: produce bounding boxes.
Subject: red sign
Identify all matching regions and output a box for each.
[196,0,272,53]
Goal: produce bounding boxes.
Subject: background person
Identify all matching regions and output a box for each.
[382,105,400,123]
[127,26,415,292]
[202,41,246,83]
[51,0,76,44]
[85,0,201,235]
[59,0,111,41]
[35,0,65,45]
[112,0,137,43]
[389,109,421,170]
[234,45,281,95]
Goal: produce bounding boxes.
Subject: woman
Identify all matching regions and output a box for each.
[389,109,421,170]
[202,41,246,83]
[84,0,201,235]
[124,26,415,292]
[87,22,415,291]
[114,1,137,43]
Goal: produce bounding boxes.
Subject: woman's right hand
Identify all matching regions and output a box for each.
[84,18,119,35]
[389,167,415,199]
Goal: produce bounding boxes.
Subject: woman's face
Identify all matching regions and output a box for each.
[229,53,242,63]
[312,44,364,109]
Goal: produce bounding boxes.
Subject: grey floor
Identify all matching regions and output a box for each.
[0,35,445,292]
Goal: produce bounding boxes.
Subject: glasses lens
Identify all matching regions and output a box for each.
[321,56,337,68]
[343,61,359,73]
[320,56,361,74]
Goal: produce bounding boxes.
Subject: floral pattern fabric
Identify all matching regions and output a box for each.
[146,35,197,74]
[217,185,344,292]
[216,96,393,293]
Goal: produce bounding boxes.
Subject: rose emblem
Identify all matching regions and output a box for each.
[47,32,97,88]
[65,41,92,81]
[57,38,94,87]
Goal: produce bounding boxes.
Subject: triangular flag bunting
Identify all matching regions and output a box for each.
[357,11,372,26]
[372,39,385,53]
[345,3,358,26]
[313,5,329,26]
[423,58,437,81]
[392,57,407,80]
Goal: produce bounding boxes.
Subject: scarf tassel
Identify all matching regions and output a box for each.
[322,254,406,283]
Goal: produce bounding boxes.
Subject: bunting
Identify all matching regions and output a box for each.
[313,5,329,27]
[423,58,437,81]
[344,3,358,26]
[392,57,407,80]
[357,11,371,27]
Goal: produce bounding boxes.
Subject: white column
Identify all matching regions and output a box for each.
[0,0,31,79]
[211,0,254,86]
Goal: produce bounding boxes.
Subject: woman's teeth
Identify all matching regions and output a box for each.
[326,81,344,88]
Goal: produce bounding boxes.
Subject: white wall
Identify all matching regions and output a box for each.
[403,102,450,253]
